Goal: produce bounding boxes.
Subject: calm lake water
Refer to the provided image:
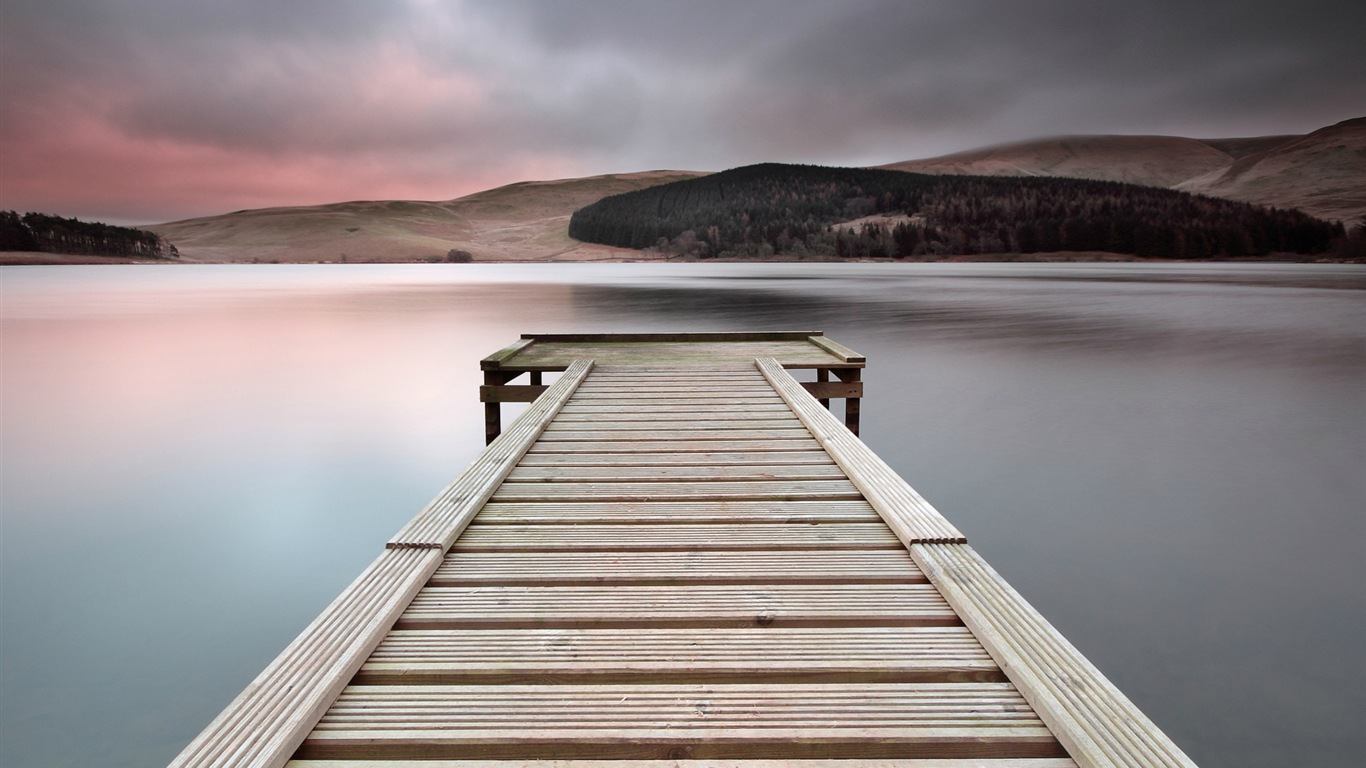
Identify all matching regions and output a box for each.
[2,262,1363,767]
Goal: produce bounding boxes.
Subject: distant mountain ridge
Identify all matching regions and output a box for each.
[143,117,1362,263]
[880,117,1364,224]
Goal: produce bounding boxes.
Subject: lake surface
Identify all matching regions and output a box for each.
[2,262,1363,767]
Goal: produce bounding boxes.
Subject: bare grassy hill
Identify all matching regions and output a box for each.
[1177,117,1366,225]
[880,118,1365,225]
[149,171,704,263]
[143,119,1362,264]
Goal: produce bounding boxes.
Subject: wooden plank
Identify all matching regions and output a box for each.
[473,500,878,525]
[534,429,812,442]
[522,332,822,343]
[508,341,849,370]
[565,392,785,402]
[515,451,836,467]
[389,361,593,549]
[431,549,923,585]
[479,384,548,403]
[541,420,804,433]
[357,627,1001,685]
[397,584,960,629]
[503,465,846,482]
[450,522,903,551]
[525,439,824,453]
[288,754,1076,759]
[802,381,864,399]
[298,683,1064,760]
[756,358,965,544]
[557,403,793,414]
[167,547,443,768]
[488,480,864,503]
[913,543,1199,768]
[807,334,867,363]
[571,380,773,390]
[550,411,798,422]
[480,338,535,370]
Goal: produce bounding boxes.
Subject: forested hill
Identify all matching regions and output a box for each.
[568,163,1343,259]
[1,211,179,260]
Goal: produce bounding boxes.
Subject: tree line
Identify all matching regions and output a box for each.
[1,211,179,259]
[568,164,1344,259]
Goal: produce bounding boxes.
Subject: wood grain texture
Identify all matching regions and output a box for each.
[515,451,836,467]
[450,522,902,551]
[489,480,863,503]
[473,499,877,524]
[431,548,923,586]
[756,358,964,544]
[389,360,593,549]
[168,547,443,768]
[397,584,959,629]
[358,626,1000,684]
[913,543,1198,768]
[288,754,1076,759]
[298,683,1063,760]
[504,464,848,481]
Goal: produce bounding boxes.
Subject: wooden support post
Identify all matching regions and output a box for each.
[835,368,861,436]
[529,371,542,386]
[482,371,517,444]
[816,368,831,408]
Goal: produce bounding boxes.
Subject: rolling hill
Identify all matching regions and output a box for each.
[143,118,1362,263]
[149,171,704,263]
[880,117,1364,224]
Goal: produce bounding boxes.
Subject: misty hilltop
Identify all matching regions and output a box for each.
[136,117,1364,264]
[880,117,1365,224]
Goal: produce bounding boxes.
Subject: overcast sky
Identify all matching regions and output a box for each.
[2,0,1363,224]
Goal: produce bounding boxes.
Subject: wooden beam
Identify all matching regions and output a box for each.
[480,338,535,370]
[390,360,594,549]
[167,547,443,768]
[807,334,867,363]
[479,384,548,403]
[913,543,1199,768]
[519,331,821,343]
[802,380,862,400]
[755,358,964,544]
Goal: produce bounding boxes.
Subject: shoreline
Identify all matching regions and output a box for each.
[5,250,1361,266]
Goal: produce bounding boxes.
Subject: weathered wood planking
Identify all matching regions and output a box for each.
[360,626,997,686]
[180,334,1193,768]
[397,584,960,629]
[288,754,1076,759]
[431,549,923,586]
[450,522,903,551]
[514,450,836,466]
[505,464,847,481]
[390,360,593,549]
[913,543,1199,768]
[541,419,804,432]
[525,438,824,453]
[489,479,863,503]
[297,683,1064,760]
[473,500,878,524]
[756,358,965,544]
[168,547,443,768]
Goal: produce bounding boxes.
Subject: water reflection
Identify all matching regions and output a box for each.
[1,263,1363,768]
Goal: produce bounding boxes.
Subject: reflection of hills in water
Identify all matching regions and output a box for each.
[564,265,1366,367]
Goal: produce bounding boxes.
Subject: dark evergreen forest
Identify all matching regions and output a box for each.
[568,164,1343,259]
[1,211,179,259]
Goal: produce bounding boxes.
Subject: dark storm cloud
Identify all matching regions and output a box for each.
[1,0,1362,222]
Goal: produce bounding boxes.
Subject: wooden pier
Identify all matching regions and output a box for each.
[169,332,1196,768]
